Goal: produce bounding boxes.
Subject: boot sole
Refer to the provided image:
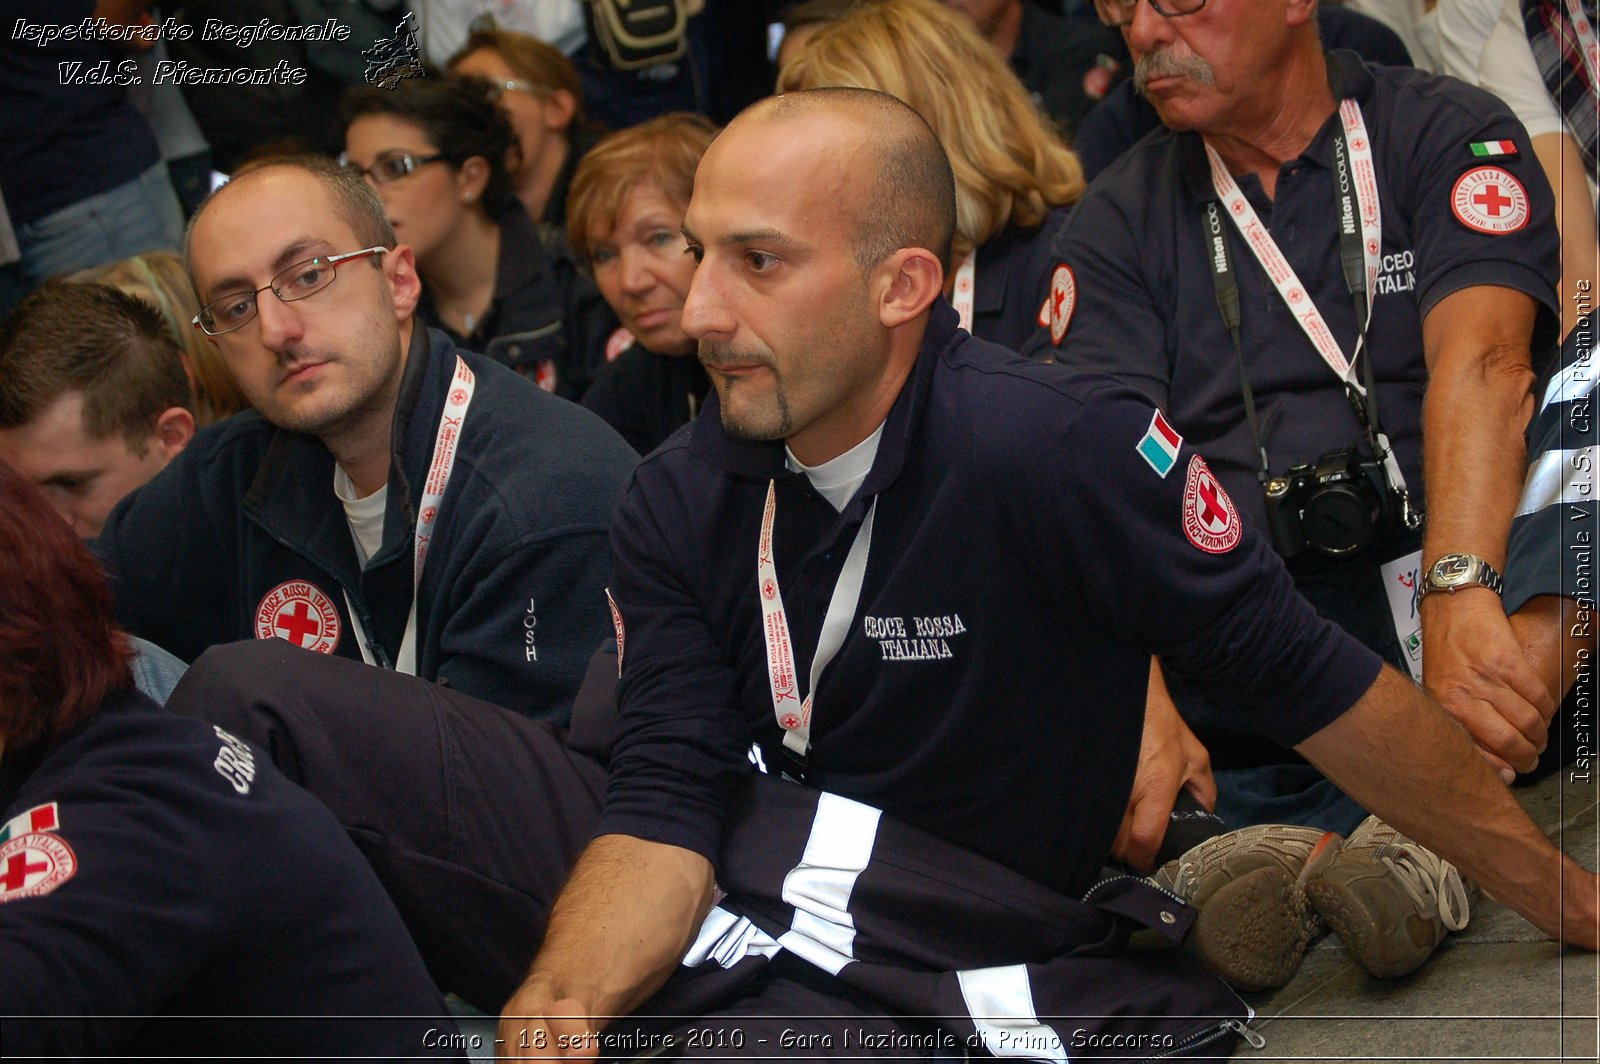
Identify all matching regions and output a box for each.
[1304,876,1435,979]
[1192,865,1320,992]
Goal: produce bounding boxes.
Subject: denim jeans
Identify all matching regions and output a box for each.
[10,161,184,299]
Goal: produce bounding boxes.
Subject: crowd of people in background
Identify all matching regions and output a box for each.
[1,0,1596,1057]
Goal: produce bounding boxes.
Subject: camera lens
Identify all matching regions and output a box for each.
[1301,484,1376,556]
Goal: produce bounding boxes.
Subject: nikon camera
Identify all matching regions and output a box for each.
[1263,447,1402,560]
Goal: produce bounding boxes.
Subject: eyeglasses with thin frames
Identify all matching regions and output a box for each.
[1093,0,1208,29]
[191,246,388,336]
[338,150,448,185]
[484,77,552,103]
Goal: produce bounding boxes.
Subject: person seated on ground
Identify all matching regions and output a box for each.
[779,0,1087,352]
[569,114,717,455]
[162,89,1598,1061]
[0,460,462,1060]
[448,26,603,230]
[92,155,636,720]
[1071,0,1413,180]
[939,0,1130,139]
[341,73,619,400]
[0,283,195,539]
[1026,0,1568,987]
[68,250,252,427]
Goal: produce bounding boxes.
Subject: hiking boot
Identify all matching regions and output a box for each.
[1151,824,1343,991]
[1303,815,1476,979]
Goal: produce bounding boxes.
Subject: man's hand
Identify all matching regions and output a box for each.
[1112,659,1217,872]
[497,988,598,1061]
[495,836,714,1062]
[1422,589,1554,779]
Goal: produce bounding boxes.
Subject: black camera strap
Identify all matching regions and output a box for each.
[1204,202,1270,484]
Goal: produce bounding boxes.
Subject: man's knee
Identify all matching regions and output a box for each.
[168,638,310,726]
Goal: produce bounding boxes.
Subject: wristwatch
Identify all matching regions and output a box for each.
[1421,552,1504,597]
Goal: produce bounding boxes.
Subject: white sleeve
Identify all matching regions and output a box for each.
[1436,0,1516,82]
[1475,0,1566,138]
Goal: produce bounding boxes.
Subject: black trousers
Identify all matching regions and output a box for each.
[166,641,936,1058]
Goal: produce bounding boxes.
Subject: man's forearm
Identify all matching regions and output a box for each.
[517,834,715,1023]
[1296,667,1597,947]
[1418,287,1538,572]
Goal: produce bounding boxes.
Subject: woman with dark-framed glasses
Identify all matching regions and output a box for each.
[339,73,617,400]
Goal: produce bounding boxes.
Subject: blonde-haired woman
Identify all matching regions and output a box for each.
[779,0,1085,351]
[69,251,250,427]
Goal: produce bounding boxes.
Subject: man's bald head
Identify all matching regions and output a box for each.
[733,88,956,275]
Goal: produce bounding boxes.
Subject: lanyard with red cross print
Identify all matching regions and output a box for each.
[1199,96,1417,529]
[757,480,878,782]
[345,354,477,675]
[1565,0,1599,90]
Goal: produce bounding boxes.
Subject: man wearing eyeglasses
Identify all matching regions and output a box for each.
[92,155,637,722]
[1023,0,1562,982]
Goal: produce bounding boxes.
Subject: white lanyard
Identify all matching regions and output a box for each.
[346,354,477,675]
[951,251,976,334]
[1203,99,1380,385]
[1565,0,1600,90]
[758,480,878,769]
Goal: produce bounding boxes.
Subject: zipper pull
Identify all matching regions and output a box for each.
[1225,1020,1266,1049]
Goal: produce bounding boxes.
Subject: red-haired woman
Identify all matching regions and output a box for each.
[0,461,462,1058]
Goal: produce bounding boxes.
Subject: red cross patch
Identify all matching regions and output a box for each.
[1450,167,1528,235]
[1182,455,1241,553]
[253,580,342,654]
[0,833,76,903]
[1048,264,1077,346]
[605,327,636,363]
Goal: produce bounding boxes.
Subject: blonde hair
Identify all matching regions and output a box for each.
[565,112,719,266]
[69,251,251,427]
[778,0,1084,257]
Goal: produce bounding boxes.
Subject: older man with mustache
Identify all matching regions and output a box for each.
[1023,0,1564,987]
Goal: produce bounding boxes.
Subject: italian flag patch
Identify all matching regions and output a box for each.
[1469,140,1518,158]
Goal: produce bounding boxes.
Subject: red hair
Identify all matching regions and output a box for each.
[0,460,133,753]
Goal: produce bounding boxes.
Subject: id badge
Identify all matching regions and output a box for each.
[1380,549,1425,682]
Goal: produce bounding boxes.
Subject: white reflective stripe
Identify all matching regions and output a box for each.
[343,355,476,675]
[682,906,783,969]
[758,481,878,763]
[951,251,977,333]
[1541,354,1598,411]
[1517,445,1600,516]
[775,792,881,976]
[1566,0,1599,91]
[956,965,1067,1063]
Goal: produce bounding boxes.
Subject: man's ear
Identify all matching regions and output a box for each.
[383,244,423,321]
[1285,0,1317,29]
[153,406,196,460]
[876,247,944,330]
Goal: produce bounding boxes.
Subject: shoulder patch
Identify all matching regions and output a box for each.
[606,587,626,677]
[1468,140,1517,158]
[1048,264,1077,346]
[1137,409,1183,478]
[254,580,342,654]
[1450,167,1529,235]
[0,832,77,903]
[0,802,60,844]
[1182,455,1241,553]
[605,327,636,363]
